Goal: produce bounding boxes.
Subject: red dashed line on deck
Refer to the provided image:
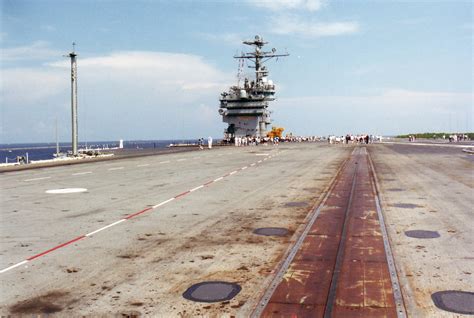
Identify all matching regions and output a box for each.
[1,151,280,274]
[27,235,86,261]
[174,190,191,199]
[124,207,153,220]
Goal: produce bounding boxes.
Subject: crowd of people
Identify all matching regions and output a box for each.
[327,134,382,144]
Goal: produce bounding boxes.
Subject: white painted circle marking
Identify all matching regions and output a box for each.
[46,188,88,194]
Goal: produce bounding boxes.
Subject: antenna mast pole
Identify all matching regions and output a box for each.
[68,42,78,156]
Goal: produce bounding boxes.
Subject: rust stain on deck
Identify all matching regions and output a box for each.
[260,148,398,317]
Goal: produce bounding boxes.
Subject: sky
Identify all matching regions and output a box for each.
[0,0,473,143]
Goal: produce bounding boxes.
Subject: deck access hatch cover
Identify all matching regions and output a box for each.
[391,203,422,209]
[284,202,308,207]
[253,227,289,237]
[432,291,474,315]
[183,281,241,303]
[405,230,440,239]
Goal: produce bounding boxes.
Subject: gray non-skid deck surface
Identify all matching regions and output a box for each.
[0,142,472,317]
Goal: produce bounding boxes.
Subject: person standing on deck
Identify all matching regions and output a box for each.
[208,136,213,149]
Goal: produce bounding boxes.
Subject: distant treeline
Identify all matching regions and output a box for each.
[396,132,474,139]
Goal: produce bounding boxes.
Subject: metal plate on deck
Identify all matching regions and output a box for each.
[182,281,241,303]
[405,230,440,239]
[391,203,423,209]
[284,201,308,207]
[253,227,289,237]
[431,290,474,314]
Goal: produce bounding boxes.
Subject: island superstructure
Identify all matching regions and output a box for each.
[218,35,288,140]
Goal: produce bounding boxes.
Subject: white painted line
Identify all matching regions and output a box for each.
[177,159,187,162]
[85,219,126,237]
[257,160,263,163]
[192,156,201,159]
[229,171,237,175]
[190,185,204,192]
[250,163,256,166]
[137,164,150,167]
[46,188,87,194]
[108,167,124,171]
[72,171,92,176]
[256,153,269,156]
[213,177,224,182]
[152,197,175,209]
[0,260,28,274]
[159,161,170,164]
[263,158,268,161]
[24,177,51,182]
[241,166,248,170]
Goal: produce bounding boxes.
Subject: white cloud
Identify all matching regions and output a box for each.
[1,68,66,105]
[248,0,326,12]
[269,15,359,37]
[48,51,229,99]
[1,50,232,142]
[0,41,62,62]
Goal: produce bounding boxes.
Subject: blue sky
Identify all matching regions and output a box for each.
[1,0,472,143]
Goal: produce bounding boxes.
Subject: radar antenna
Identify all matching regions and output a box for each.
[234,35,289,85]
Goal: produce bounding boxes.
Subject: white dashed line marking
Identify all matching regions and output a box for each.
[0,260,28,274]
[72,171,92,176]
[1,152,278,274]
[137,164,150,167]
[177,159,187,162]
[85,219,126,237]
[190,185,204,192]
[159,161,170,164]
[108,167,124,171]
[152,198,175,209]
[24,177,51,182]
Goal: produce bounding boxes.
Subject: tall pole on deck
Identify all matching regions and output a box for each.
[69,42,78,156]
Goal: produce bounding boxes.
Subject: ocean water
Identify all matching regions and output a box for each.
[0,140,198,163]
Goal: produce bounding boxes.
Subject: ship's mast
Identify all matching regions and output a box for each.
[68,42,78,156]
[234,35,288,86]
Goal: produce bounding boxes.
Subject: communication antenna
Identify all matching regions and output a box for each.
[67,42,78,156]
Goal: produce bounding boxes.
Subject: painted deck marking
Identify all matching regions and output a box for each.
[24,177,51,182]
[1,152,279,274]
[72,171,92,176]
[85,219,126,237]
[125,207,153,220]
[159,161,170,164]
[152,198,175,209]
[27,236,86,261]
[0,260,29,274]
[137,164,150,167]
[177,159,187,162]
[190,185,204,192]
[175,190,191,199]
